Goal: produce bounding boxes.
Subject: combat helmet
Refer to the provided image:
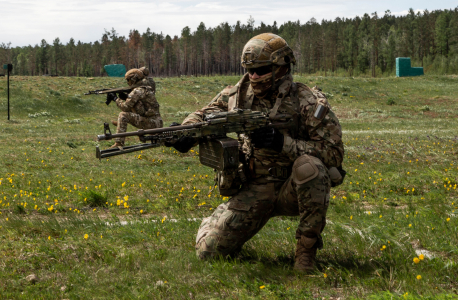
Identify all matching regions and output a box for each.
[241,33,296,69]
[125,67,149,86]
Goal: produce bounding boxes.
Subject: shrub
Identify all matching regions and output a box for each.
[82,190,108,208]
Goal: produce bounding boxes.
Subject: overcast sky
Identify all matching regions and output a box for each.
[1,0,457,47]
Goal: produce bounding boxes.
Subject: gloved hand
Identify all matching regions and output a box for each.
[118,92,128,100]
[106,92,117,104]
[250,127,284,152]
[164,122,196,153]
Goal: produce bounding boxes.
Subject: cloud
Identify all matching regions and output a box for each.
[1,0,456,46]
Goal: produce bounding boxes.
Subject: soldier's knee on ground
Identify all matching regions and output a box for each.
[195,238,217,260]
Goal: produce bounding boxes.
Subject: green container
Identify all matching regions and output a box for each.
[396,58,424,77]
[104,64,126,77]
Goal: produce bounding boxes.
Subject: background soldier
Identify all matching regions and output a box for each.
[108,67,163,149]
[169,33,345,272]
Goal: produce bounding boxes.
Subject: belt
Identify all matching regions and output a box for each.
[252,159,292,180]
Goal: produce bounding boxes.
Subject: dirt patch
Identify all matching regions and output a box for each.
[425,97,453,105]
[335,109,361,120]
[423,111,440,118]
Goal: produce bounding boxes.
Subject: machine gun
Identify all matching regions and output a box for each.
[84,87,132,105]
[96,109,297,172]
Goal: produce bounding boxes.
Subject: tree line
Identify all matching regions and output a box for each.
[1,8,458,78]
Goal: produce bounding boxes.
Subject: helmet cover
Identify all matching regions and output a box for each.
[241,33,296,69]
[125,67,150,86]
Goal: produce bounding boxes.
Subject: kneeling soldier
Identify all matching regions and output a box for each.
[108,67,163,149]
[169,33,345,272]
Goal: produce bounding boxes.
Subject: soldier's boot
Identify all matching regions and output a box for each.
[109,141,124,149]
[294,236,317,272]
[111,120,118,126]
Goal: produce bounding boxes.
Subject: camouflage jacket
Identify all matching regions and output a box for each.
[182,73,344,169]
[116,80,161,119]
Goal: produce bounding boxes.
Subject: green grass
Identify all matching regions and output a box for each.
[0,74,457,299]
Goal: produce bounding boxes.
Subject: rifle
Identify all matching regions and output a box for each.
[84,87,132,105]
[96,109,297,171]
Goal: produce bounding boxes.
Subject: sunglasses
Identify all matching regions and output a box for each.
[247,65,272,76]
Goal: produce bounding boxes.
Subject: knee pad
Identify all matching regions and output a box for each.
[292,155,319,185]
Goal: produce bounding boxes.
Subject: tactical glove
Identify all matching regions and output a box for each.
[251,127,284,152]
[118,92,128,100]
[106,92,117,104]
[164,122,197,153]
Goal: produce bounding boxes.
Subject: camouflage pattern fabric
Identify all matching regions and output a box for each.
[125,67,149,86]
[196,155,330,259]
[241,33,296,68]
[114,86,162,143]
[183,70,344,260]
[115,112,163,144]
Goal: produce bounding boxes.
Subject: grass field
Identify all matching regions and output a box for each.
[0,73,457,299]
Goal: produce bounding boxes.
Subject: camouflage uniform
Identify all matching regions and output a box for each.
[174,34,344,269]
[183,72,344,260]
[114,76,163,145]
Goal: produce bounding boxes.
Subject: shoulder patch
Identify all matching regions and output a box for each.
[313,103,329,120]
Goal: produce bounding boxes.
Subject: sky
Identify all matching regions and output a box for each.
[1,0,457,47]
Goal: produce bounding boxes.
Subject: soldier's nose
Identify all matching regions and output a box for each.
[250,72,260,79]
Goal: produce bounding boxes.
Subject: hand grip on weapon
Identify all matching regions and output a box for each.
[117,92,128,100]
[164,122,197,153]
[250,127,284,152]
[106,92,117,105]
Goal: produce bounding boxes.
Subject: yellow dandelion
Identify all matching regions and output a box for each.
[419,254,425,260]
[259,285,265,289]
[416,275,422,280]
[84,234,88,240]
[413,257,420,264]
[323,273,327,278]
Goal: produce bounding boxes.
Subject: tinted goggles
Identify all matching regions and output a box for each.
[247,65,272,76]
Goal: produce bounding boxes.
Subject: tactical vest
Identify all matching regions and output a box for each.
[226,73,301,139]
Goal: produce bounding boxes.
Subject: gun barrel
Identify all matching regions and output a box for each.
[97,123,203,141]
[96,143,160,159]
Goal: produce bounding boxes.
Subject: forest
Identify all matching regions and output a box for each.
[1,8,458,77]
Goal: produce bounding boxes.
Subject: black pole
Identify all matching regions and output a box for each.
[7,65,10,120]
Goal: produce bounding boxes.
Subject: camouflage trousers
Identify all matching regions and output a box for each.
[195,155,331,259]
[115,112,163,144]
